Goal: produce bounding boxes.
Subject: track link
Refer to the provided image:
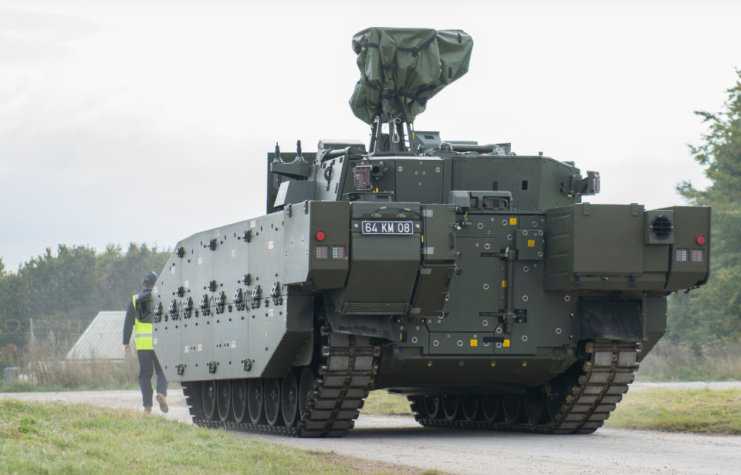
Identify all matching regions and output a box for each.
[410,340,639,434]
[183,332,380,437]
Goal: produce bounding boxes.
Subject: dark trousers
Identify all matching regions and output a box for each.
[137,349,167,407]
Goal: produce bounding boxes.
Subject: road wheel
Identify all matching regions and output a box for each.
[502,394,522,424]
[480,394,501,422]
[461,395,479,422]
[264,378,283,427]
[232,379,248,423]
[442,395,459,421]
[216,379,232,422]
[202,380,217,421]
[524,390,545,425]
[247,378,266,424]
[282,370,300,427]
[298,367,316,420]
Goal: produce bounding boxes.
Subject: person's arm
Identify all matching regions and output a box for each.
[123,299,135,350]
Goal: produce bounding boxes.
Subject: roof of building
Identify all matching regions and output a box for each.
[67,311,127,361]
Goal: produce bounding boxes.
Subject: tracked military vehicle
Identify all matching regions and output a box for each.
[136,28,711,437]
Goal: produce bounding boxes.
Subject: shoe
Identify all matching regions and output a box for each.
[144,406,152,414]
[156,393,169,413]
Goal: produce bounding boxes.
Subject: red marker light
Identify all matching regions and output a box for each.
[696,234,706,245]
[315,230,326,241]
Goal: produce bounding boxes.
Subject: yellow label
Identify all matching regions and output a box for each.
[502,280,507,288]
[528,240,535,247]
[470,339,478,347]
[503,339,510,347]
[265,331,268,338]
[509,217,517,225]
[400,333,404,341]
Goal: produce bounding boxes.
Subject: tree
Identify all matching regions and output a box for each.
[0,243,170,350]
[669,69,741,343]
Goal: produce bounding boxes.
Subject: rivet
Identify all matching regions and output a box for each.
[522,295,529,301]
[478,223,484,229]
[433,340,439,346]
[556,328,562,334]
[412,337,418,343]
[482,320,489,326]
[483,283,489,290]
[523,266,529,272]
[564,295,571,302]
[522,335,528,341]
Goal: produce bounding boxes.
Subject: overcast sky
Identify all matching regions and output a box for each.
[1,0,738,271]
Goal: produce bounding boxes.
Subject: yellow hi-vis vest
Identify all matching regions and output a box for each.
[132,294,153,350]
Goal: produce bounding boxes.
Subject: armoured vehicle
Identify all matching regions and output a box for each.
[136,28,711,437]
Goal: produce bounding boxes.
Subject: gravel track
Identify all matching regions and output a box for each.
[2,386,739,475]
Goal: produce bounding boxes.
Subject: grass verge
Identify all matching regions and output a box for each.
[605,388,741,435]
[363,391,413,415]
[366,388,741,436]
[0,400,365,474]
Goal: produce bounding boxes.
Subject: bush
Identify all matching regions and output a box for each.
[638,338,741,381]
[2,330,139,391]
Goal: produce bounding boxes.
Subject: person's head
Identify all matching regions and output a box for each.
[142,272,158,290]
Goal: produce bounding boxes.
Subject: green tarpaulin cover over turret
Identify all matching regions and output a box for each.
[349,28,473,125]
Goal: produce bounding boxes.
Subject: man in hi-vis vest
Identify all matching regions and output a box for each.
[123,272,168,414]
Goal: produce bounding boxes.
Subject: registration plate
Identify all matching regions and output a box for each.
[361,220,414,235]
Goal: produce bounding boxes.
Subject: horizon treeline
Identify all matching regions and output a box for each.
[0,243,170,353]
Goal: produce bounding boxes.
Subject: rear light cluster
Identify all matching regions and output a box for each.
[676,249,703,262]
[314,229,346,260]
[675,234,707,263]
[315,245,346,260]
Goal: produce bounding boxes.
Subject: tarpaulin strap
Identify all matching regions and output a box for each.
[397,31,438,57]
[362,76,428,105]
[363,41,380,49]
[381,62,395,71]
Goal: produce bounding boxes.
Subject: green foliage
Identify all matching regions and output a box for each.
[670,70,741,343]
[0,243,170,351]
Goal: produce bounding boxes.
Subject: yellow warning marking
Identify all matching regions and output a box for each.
[503,339,510,347]
[470,339,478,347]
[502,280,507,288]
[528,240,535,247]
[509,217,517,225]
[169,276,172,282]
[265,331,268,338]
[421,235,424,242]
[400,333,403,341]
[165,348,168,355]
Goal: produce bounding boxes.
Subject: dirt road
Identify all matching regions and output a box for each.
[3,388,739,475]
